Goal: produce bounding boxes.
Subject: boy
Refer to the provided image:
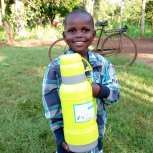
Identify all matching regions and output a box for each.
[42,9,120,153]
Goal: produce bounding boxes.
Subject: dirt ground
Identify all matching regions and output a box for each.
[0,38,153,68]
[133,38,153,68]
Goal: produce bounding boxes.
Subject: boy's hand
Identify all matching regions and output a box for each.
[92,83,100,97]
[62,141,72,152]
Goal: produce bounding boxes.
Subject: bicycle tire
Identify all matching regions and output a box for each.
[101,33,137,67]
[48,38,67,61]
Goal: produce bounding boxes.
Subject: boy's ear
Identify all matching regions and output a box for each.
[93,30,96,38]
[62,31,65,38]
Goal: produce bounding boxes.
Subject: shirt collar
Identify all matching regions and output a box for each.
[65,49,102,68]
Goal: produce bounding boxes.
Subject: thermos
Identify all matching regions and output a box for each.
[59,53,98,152]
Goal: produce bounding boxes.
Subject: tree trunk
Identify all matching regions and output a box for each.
[1,0,5,16]
[48,13,56,26]
[120,0,124,28]
[13,0,27,37]
[141,0,146,37]
[3,20,15,44]
[85,0,95,15]
[0,10,2,26]
[0,0,5,25]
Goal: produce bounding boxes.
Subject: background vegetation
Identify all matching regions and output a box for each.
[0,0,153,43]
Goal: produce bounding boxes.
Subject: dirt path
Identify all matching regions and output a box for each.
[133,38,153,68]
[0,38,153,68]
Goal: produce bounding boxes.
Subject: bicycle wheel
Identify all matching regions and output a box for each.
[101,33,137,67]
[48,38,68,61]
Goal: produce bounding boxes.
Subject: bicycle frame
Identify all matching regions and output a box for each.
[95,25,127,55]
[102,35,122,54]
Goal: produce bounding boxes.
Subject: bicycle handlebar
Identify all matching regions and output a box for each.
[95,20,128,31]
[122,25,128,32]
[96,24,128,33]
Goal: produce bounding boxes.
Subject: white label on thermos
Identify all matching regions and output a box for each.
[74,101,94,123]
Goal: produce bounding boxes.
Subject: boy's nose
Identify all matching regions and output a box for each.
[75,31,82,37]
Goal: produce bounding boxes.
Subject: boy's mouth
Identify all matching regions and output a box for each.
[73,40,86,46]
[75,42,84,45]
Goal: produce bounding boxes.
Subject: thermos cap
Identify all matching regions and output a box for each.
[60,53,85,77]
[60,53,82,65]
[60,53,92,77]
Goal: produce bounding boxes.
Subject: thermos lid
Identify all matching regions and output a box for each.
[60,53,85,77]
[60,53,82,65]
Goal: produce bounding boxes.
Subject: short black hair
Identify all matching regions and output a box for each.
[63,9,94,28]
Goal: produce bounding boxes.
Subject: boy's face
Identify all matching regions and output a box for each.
[63,14,95,54]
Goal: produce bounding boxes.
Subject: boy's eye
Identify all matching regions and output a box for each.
[82,28,90,33]
[68,29,76,33]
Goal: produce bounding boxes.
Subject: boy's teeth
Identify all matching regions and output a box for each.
[75,42,83,44]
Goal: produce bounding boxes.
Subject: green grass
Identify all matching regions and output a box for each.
[0,47,55,153]
[104,62,153,153]
[0,47,153,153]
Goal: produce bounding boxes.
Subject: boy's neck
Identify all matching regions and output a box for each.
[70,49,89,60]
[80,52,88,60]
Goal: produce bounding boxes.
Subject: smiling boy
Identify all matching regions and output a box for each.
[42,9,120,153]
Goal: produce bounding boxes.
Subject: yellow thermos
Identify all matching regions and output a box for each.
[59,53,98,152]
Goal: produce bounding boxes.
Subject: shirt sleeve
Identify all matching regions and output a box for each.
[100,57,120,105]
[42,62,64,144]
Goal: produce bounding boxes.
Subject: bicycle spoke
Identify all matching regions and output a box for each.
[101,33,137,67]
[101,33,122,55]
[119,34,137,66]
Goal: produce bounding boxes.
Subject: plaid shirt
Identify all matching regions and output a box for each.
[42,50,120,153]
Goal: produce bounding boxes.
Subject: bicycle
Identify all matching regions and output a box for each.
[93,20,137,66]
[48,20,137,67]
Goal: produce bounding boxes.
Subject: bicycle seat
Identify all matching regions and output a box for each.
[95,20,108,26]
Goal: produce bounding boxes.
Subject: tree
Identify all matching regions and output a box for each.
[13,0,27,36]
[0,0,5,25]
[122,0,142,24]
[0,0,5,16]
[1,0,15,44]
[94,0,119,27]
[22,0,81,27]
[146,0,153,28]
[85,0,95,15]
[41,0,80,24]
[120,0,124,28]
[23,0,43,28]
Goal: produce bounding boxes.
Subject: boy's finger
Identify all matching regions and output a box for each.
[62,142,72,152]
